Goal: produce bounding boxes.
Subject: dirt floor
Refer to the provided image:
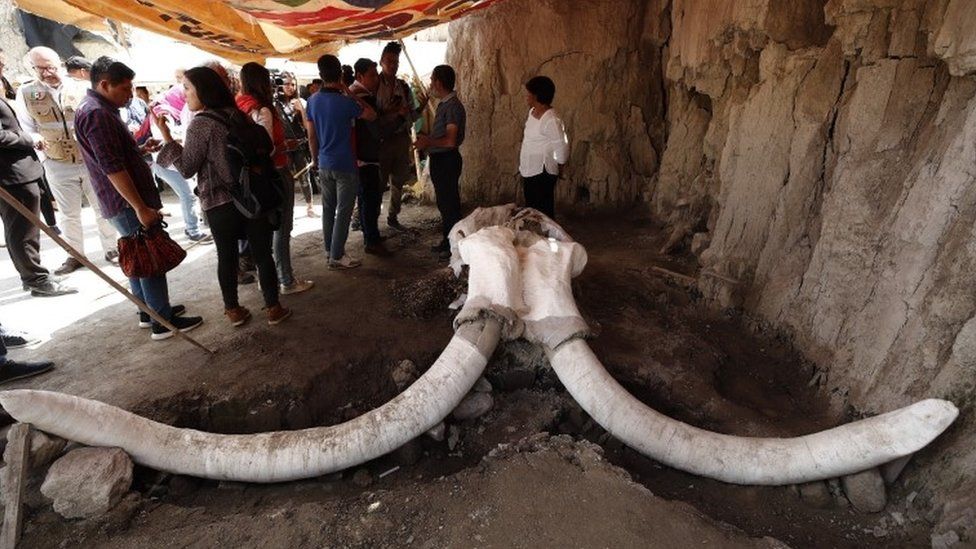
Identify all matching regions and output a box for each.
[0,193,937,547]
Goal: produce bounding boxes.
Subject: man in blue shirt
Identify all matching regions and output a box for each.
[306,54,376,270]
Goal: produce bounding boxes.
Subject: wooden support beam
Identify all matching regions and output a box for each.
[1,423,32,549]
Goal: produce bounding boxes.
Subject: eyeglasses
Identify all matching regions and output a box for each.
[32,64,59,74]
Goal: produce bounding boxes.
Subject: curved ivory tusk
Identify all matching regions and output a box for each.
[0,319,501,483]
[548,339,959,485]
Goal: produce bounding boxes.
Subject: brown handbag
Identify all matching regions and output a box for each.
[117,221,187,278]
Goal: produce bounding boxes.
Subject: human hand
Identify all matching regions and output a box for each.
[140,138,162,154]
[136,206,163,228]
[33,136,47,151]
[413,134,430,151]
[153,115,172,142]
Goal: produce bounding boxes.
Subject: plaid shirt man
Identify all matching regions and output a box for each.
[73,89,161,219]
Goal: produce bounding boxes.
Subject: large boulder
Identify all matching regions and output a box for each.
[40,447,133,519]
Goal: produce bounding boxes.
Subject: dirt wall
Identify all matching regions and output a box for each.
[449,0,976,540]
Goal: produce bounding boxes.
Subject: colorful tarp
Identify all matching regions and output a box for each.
[14,0,504,63]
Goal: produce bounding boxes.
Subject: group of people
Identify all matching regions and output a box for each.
[0,39,570,384]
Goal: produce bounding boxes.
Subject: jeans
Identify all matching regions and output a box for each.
[205,203,279,309]
[273,167,296,286]
[429,150,463,242]
[151,163,201,237]
[319,168,359,261]
[108,208,172,321]
[0,182,51,286]
[522,170,558,219]
[358,164,383,245]
[43,158,117,256]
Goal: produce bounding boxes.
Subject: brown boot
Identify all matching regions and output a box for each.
[225,306,251,327]
[267,304,292,326]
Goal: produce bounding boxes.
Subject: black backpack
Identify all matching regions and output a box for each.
[199,110,283,221]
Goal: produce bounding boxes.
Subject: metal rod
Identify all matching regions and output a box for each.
[0,185,214,354]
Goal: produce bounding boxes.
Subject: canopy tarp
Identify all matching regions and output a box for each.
[14,0,502,64]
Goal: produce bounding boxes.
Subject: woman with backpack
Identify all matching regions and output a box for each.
[155,66,291,327]
[237,63,314,297]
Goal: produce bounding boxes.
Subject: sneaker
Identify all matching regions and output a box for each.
[0,329,41,349]
[225,306,251,327]
[280,279,314,295]
[238,270,256,285]
[329,255,362,270]
[267,304,292,325]
[186,231,214,244]
[0,358,54,385]
[151,315,204,341]
[364,242,392,256]
[104,250,120,264]
[27,281,78,297]
[53,257,84,275]
[139,304,186,328]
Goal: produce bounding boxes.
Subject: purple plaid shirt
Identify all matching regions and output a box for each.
[74,89,161,218]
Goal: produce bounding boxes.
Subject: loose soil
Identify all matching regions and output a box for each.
[0,197,934,547]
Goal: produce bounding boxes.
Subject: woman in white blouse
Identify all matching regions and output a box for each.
[519,76,569,218]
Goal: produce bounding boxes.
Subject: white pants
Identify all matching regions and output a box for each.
[42,159,118,257]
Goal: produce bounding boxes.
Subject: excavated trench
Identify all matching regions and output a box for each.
[46,333,928,549]
[5,209,946,547]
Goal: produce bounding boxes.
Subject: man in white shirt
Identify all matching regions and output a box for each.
[519,76,569,219]
[15,47,118,274]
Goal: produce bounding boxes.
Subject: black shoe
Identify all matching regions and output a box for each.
[139,305,186,329]
[0,358,54,385]
[54,258,84,276]
[105,250,120,264]
[0,329,40,349]
[27,281,78,297]
[151,315,203,341]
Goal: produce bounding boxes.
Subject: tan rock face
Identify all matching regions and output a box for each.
[450,0,976,539]
[447,0,667,209]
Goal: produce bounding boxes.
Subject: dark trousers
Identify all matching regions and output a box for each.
[429,150,463,243]
[0,182,50,286]
[522,171,558,219]
[206,203,279,309]
[37,175,57,227]
[358,164,383,245]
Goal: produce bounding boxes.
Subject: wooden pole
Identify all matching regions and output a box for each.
[0,186,214,354]
[397,38,434,193]
[0,423,31,549]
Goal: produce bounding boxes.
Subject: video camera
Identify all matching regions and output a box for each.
[269,68,287,103]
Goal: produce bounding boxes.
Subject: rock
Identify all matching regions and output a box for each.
[841,468,887,513]
[931,530,961,549]
[426,422,446,442]
[690,232,711,256]
[391,360,418,391]
[797,481,833,508]
[40,447,133,519]
[352,469,373,488]
[452,392,494,421]
[880,454,912,485]
[473,377,493,393]
[29,431,67,469]
[447,425,461,451]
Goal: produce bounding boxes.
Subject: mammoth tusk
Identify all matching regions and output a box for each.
[547,339,958,485]
[0,319,501,483]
